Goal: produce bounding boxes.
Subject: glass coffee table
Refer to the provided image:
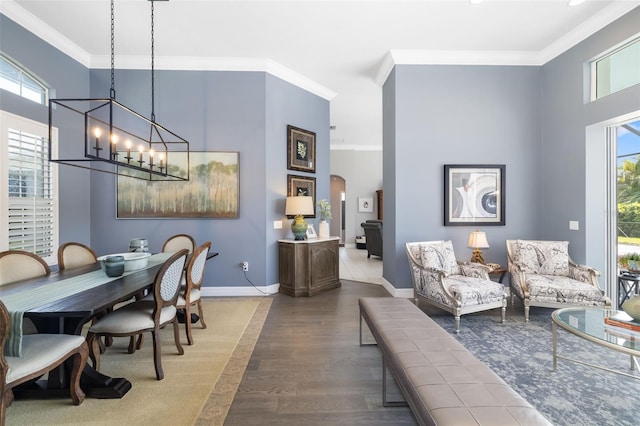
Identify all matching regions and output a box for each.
[552,307,640,379]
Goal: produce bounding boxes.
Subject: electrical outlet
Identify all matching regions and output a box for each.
[242,261,249,271]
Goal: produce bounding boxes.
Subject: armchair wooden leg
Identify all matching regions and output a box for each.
[70,342,89,405]
[454,316,460,334]
[173,317,184,356]
[151,329,164,381]
[185,305,194,345]
[197,300,207,329]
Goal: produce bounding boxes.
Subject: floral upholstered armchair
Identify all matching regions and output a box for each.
[506,240,611,321]
[406,240,507,333]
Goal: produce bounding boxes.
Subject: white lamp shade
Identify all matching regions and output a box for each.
[285,196,314,216]
[467,230,489,249]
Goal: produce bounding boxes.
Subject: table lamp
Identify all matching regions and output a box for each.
[468,230,489,264]
[285,196,314,240]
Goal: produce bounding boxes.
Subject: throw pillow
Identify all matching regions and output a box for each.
[536,240,569,276]
[419,244,445,271]
[440,240,461,275]
[512,240,541,274]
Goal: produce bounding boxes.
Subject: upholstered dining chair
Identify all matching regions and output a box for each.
[506,239,611,321]
[86,249,188,380]
[162,234,196,254]
[0,250,50,287]
[57,242,98,271]
[0,300,88,424]
[179,241,210,345]
[406,240,507,333]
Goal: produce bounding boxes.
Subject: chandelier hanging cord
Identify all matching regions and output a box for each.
[110,0,116,100]
[150,0,156,123]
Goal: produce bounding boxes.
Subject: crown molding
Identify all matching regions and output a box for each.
[374,2,639,87]
[1,1,92,67]
[90,55,337,101]
[1,1,336,101]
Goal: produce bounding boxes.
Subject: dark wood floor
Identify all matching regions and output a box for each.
[224,280,418,425]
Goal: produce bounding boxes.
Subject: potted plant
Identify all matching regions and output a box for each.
[317,199,331,238]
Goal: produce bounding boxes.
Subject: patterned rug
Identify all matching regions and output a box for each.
[427,302,640,426]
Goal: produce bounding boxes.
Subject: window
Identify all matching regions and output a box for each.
[0,54,48,105]
[591,36,640,101]
[0,110,58,264]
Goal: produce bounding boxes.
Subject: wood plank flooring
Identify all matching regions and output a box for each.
[224,280,418,425]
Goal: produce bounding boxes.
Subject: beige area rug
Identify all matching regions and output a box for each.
[6,297,272,426]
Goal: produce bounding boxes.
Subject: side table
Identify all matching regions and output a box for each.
[618,272,640,309]
[488,266,507,283]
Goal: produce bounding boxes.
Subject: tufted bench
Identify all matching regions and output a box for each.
[359,297,552,426]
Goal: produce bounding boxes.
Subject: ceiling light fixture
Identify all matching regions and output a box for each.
[568,0,585,6]
[48,0,190,181]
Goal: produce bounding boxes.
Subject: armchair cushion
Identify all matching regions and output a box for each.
[524,275,608,305]
[419,241,460,275]
[447,276,506,308]
[512,240,569,276]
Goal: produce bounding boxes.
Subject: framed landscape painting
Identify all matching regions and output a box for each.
[444,164,505,226]
[117,151,239,218]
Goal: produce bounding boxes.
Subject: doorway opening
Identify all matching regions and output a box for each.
[330,175,346,245]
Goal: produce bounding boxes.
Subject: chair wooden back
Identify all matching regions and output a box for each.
[0,250,50,286]
[162,234,196,254]
[186,242,211,295]
[152,250,188,321]
[57,242,98,271]
[0,299,9,377]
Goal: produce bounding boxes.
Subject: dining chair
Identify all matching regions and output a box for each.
[179,241,211,345]
[0,300,88,424]
[86,249,188,380]
[0,250,50,287]
[57,242,98,271]
[162,234,196,254]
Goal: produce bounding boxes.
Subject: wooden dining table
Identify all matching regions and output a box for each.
[0,252,173,399]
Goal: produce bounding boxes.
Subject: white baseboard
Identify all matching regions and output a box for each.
[200,281,413,298]
[201,283,279,297]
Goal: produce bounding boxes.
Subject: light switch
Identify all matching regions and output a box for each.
[569,221,579,231]
[273,220,283,229]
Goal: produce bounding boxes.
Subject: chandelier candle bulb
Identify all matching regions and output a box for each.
[138,145,144,165]
[159,152,164,169]
[94,128,102,153]
[149,149,154,168]
[125,140,132,162]
[110,134,119,159]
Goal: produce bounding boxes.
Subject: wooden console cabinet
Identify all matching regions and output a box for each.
[278,237,341,297]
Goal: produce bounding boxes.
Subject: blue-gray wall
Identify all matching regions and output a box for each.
[384,65,542,289]
[383,8,640,291]
[1,14,329,290]
[0,15,92,248]
[542,7,640,283]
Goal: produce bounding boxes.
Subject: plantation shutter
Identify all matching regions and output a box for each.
[7,128,55,257]
[1,110,58,264]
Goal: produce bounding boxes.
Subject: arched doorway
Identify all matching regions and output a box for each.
[330,175,345,245]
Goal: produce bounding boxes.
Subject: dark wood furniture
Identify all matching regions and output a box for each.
[278,237,341,297]
[618,272,640,309]
[87,250,188,381]
[1,259,166,399]
[376,190,383,220]
[0,300,89,424]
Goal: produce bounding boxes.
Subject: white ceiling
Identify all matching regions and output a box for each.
[3,0,640,150]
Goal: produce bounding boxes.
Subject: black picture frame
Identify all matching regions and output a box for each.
[287,125,316,173]
[444,164,505,226]
[287,174,316,218]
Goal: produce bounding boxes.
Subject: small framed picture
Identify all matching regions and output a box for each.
[306,224,318,239]
[287,174,316,218]
[358,196,373,213]
[287,125,316,173]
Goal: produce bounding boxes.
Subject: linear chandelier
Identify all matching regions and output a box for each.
[48,0,189,181]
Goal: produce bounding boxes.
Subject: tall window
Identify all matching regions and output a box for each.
[0,110,58,264]
[0,54,48,105]
[592,36,640,101]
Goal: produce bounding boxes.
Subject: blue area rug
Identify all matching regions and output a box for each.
[427,301,640,426]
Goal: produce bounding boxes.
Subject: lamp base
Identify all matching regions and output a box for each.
[291,215,307,240]
[470,249,485,264]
